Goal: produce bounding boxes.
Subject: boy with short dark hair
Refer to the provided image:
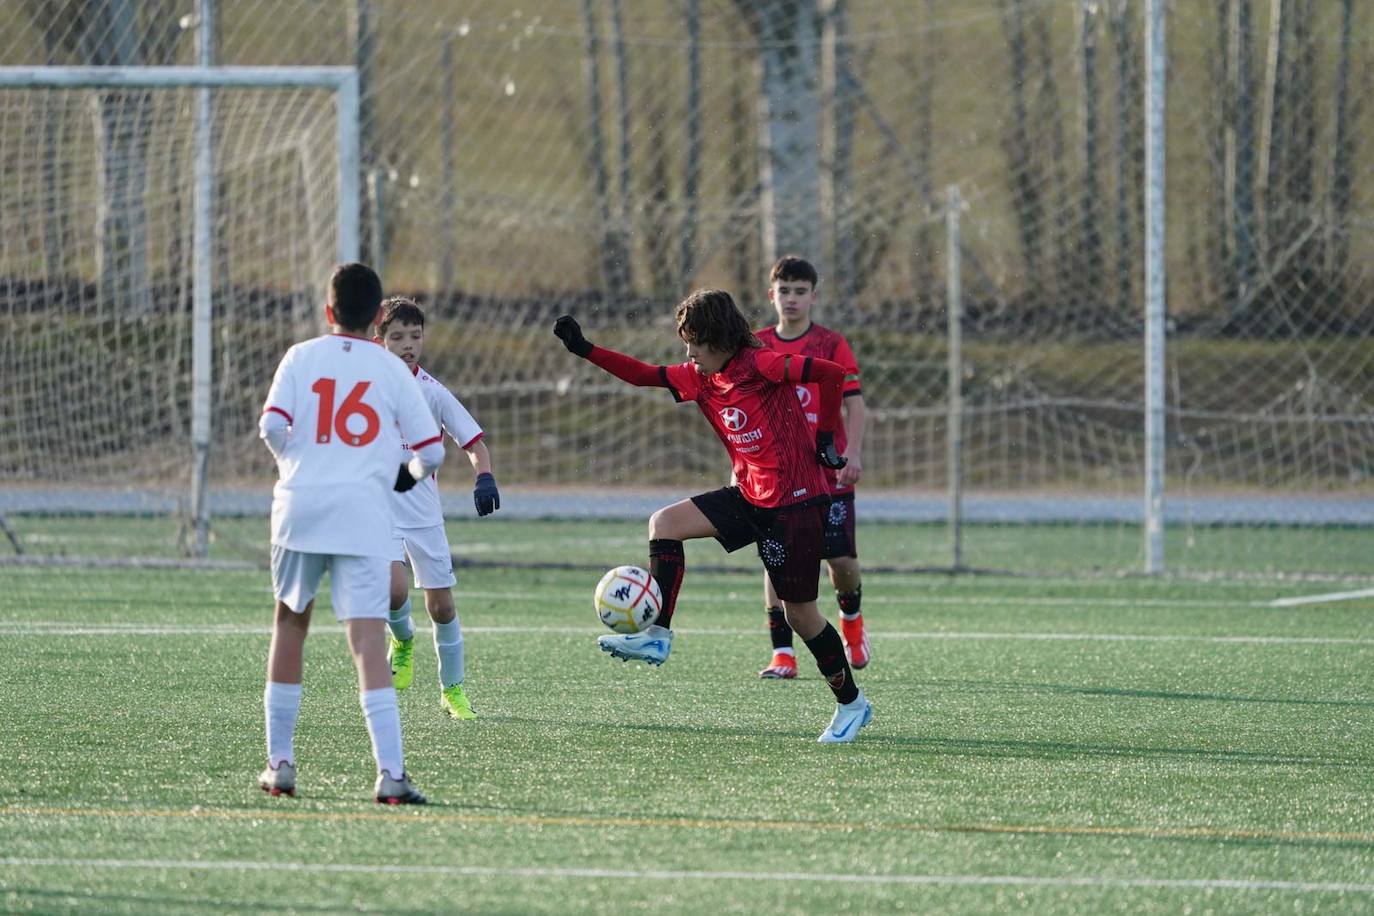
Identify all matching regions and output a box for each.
[755,256,870,679]
[257,263,444,804]
[376,297,500,721]
[553,289,872,743]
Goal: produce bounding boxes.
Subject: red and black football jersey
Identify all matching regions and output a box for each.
[661,347,830,509]
[756,323,862,491]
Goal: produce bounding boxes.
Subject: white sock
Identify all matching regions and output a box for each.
[388,596,414,642]
[434,617,464,688]
[264,681,302,768]
[360,687,405,777]
[772,647,796,658]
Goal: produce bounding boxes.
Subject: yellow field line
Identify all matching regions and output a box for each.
[3,805,1370,845]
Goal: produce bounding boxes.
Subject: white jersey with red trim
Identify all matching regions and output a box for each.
[261,333,441,556]
[391,365,484,530]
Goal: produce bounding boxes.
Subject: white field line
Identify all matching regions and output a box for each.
[1270,587,1374,608]
[0,857,1370,894]
[0,587,1310,610]
[0,620,1371,646]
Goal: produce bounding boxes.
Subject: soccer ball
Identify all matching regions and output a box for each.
[594,565,662,633]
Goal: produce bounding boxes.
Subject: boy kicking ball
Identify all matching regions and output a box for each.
[376,297,501,720]
[553,290,872,743]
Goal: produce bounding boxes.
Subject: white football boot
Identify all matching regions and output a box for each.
[258,760,297,797]
[374,770,428,805]
[597,624,673,666]
[817,692,873,744]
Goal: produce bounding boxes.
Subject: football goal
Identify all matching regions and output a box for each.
[0,65,358,556]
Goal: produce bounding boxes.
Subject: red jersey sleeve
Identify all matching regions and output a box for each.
[585,345,702,403]
[660,361,702,402]
[586,345,668,386]
[832,335,862,398]
[754,349,844,433]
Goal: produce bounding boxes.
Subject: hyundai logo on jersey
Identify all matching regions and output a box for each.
[719,406,749,431]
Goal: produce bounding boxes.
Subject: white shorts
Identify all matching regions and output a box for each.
[270,546,390,621]
[392,525,457,590]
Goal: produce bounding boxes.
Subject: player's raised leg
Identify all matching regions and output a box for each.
[597,498,715,665]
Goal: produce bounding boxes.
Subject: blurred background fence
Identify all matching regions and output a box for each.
[0,0,1370,576]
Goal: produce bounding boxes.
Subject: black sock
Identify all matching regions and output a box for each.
[836,586,862,619]
[803,623,859,704]
[648,539,685,629]
[766,606,794,651]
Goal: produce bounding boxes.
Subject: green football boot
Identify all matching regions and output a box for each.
[388,635,415,691]
[440,683,477,720]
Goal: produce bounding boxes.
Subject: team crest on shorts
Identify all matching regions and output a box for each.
[759,538,786,568]
[828,500,847,526]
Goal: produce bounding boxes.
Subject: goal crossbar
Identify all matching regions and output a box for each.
[0,65,360,261]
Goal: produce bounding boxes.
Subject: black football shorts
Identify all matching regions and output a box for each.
[690,486,828,603]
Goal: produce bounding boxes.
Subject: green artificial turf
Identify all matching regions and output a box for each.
[1,520,1372,913]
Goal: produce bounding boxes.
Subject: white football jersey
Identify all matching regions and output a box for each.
[261,333,441,556]
[392,365,484,530]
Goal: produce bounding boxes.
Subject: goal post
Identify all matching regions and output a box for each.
[0,66,359,557]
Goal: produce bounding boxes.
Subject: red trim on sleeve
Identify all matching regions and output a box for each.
[412,434,443,450]
[459,431,485,449]
[263,406,293,423]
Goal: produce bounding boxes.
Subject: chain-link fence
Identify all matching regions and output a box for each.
[1,1,1370,576]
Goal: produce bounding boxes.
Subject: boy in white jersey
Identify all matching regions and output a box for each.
[257,263,445,805]
[376,297,501,720]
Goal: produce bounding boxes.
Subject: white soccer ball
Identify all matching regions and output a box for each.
[594,565,663,634]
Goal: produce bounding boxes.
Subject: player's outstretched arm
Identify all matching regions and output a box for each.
[553,315,594,357]
[553,315,665,387]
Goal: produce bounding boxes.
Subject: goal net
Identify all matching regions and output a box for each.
[1,4,1370,579]
[0,74,347,554]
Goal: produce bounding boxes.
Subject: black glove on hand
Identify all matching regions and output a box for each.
[553,315,594,357]
[816,431,848,470]
[473,472,501,517]
[394,463,419,492]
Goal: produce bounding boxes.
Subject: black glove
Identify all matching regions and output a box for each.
[553,315,594,357]
[394,463,419,492]
[473,472,500,516]
[816,431,848,470]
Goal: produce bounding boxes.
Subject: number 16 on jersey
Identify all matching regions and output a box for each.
[310,378,379,446]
